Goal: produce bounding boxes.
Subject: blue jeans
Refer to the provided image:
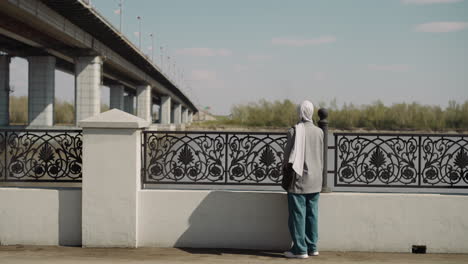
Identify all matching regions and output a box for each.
[287,192,319,254]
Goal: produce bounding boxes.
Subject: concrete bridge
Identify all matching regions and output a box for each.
[0,0,196,128]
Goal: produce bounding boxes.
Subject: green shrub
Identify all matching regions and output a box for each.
[54,99,75,125]
[9,96,28,125]
[231,99,298,127]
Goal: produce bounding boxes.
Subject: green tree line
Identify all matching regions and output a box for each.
[8,96,468,131]
[9,96,109,125]
[224,99,468,131]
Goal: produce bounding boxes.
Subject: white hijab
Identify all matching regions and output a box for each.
[288,100,314,177]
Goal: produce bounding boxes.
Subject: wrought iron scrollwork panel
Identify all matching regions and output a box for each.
[421,136,468,187]
[145,133,226,183]
[142,131,287,185]
[227,134,287,184]
[336,135,418,186]
[2,130,82,182]
[336,133,468,188]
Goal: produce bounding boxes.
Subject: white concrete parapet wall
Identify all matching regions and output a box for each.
[79,109,149,247]
[138,190,468,253]
[2,110,468,253]
[0,188,81,246]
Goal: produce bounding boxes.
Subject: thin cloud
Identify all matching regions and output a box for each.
[402,0,463,4]
[272,36,336,47]
[233,64,250,72]
[414,22,468,32]
[176,48,232,57]
[247,55,272,62]
[190,69,217,81]
[311,71,328,81]
[368,64,411,72]
[217,49,232,56]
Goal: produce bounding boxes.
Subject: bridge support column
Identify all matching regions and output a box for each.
[173,103,182,125]
[0,55,10,126]
[109,85,125,110]
[160,96,171,124]
[28,56,56,126]
[182,107,189,124]
[136,85,152,122]
[75,56,102,125]
[188,111,193,123]
[124,94,134,114]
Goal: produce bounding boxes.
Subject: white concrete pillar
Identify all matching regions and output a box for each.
[188,111,193,123]
[173,103,182,125]
[79,109,150,247]
[182,107,189,124]
[124,94,134,114]
[151,101,159,123]
[109,85,124,110]
[160,96,171,124]
[0,55,10,126]
[28,56,55,126]
[75,56,102,125]
[136,85,151,122]
[151,101,155,123]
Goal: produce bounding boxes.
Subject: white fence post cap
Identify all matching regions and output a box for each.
[78,109,150,129]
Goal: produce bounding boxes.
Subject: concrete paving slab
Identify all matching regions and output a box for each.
[1,246,468,264]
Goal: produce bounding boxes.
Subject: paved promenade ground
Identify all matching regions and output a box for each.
[1,246,468,264]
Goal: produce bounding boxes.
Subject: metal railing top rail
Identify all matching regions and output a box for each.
[0,128,82,132]
[147,131,468,137]
[142,130,288,135]
[334,132,468,137]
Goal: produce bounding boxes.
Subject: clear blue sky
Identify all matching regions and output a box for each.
[10,0,468,114]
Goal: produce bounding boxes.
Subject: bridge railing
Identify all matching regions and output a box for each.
[0,129,82,182]
[142,130,468,190]
[141,131,287,185]
[334,132,468,188]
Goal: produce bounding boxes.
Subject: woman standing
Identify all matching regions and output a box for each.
[283,100,324,259]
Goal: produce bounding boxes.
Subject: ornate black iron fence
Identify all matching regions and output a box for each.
[142,131,287,185]
[0,129,82,182]
[334,133,468,188]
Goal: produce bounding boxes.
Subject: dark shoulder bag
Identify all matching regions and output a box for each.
[282,163,294,191]
[281,127,295,191]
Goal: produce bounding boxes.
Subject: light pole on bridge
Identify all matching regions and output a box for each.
[137,16,142,49]
[115,0,124,32]
[149,33,155,63]
[160,46,164,70]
